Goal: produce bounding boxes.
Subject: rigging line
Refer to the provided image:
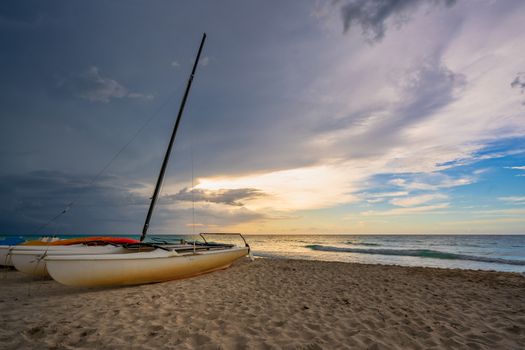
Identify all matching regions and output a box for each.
[188,64,197,237]
[148,100,197,237]
[188,98,195,235]
[191,140,195,235]
[32,79,188,235]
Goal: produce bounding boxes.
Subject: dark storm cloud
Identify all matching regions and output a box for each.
[384,58,466,133]
[511,73,525,105]
[168,187,266,207]
[511,73,525,91]
[57,66,154,103]
[311,57,466,160]
[0,170,149,234]
[340,0,457,41]
[0,170,269,234]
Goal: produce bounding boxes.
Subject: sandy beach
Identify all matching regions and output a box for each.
[1,258,524,349]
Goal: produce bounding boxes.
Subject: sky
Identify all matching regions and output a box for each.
[0,0,524,235]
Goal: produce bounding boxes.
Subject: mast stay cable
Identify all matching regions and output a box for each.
[33,75,189,235]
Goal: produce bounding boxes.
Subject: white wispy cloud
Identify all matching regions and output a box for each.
[365,191,409,198]
[441,217,525,226]
[498,196,525,204]
[362,191,408,203]
[472,208,525,217]
[390,193,448,207]
[505,165,525,177]
[200,56,210,66]
[58,66,153,103]
[360,203,450,216]
[366,198,385,204]
[388,175,473,191]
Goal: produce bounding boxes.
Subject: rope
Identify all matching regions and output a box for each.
[32,77,188,235]
[191,142,196,235]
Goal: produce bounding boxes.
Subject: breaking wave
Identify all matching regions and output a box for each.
[305,245,525,266]
[346,241,381,246]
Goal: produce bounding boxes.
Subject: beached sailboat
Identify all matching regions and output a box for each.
[0,236,55,267]
[45,33,250,287]
[46,234,250,286]
[0,236,138,268]
[10,244,131,277]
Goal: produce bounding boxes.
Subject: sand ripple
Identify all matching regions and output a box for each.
[1,259,524,349]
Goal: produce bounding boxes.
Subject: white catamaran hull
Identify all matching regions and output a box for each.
[46,246,249,287]
[0,237,58,266]
[0,246,14,267]
[1,244,85,268]
[11,246,129,278]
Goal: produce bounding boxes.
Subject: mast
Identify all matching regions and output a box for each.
[140,33,207,242]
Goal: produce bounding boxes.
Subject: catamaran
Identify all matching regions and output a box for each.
[44,33,251,287]
[10,244,131,277]
[1,236,138,269]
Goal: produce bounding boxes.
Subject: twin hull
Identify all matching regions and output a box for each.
[10,246,129,277]
[0,241,68,266]
[0,246,14,266]
[1,244,85,269]
[46,246,249,287]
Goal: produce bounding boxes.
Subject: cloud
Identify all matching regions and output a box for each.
[340,0,457,42]
[472,208,525,217]
[58,66,153,103]
[0,170,271,234]
[195,164,361,211]
[498,196,525,204]
[361,203,449,216]
[366,198,385,204]
[316,58,466,163]
[441,217,525,226]
[171,61,180,67]
[511,73,525,91]
[200,56,210,66]
[3,1,525,234]
[0,170,148,234]
[362,191,408,203]
[380,58,466,137]
[156,204,267,231]
[390,193,448,207]
[168,187,266,206]
[388,174,474,191]
[364,191,409,198]
[511,73,525,104]
[505,165,525,176]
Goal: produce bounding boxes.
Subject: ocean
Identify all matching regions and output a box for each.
[244,234,525,273]
[2,234,524,273]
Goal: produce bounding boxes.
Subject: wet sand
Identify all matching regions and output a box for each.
[1,258,524,349]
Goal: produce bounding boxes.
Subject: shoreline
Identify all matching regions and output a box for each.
[1,258,524,349]
[253,253,525,274]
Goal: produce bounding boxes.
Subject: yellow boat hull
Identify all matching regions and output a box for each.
[46,247,249,287]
